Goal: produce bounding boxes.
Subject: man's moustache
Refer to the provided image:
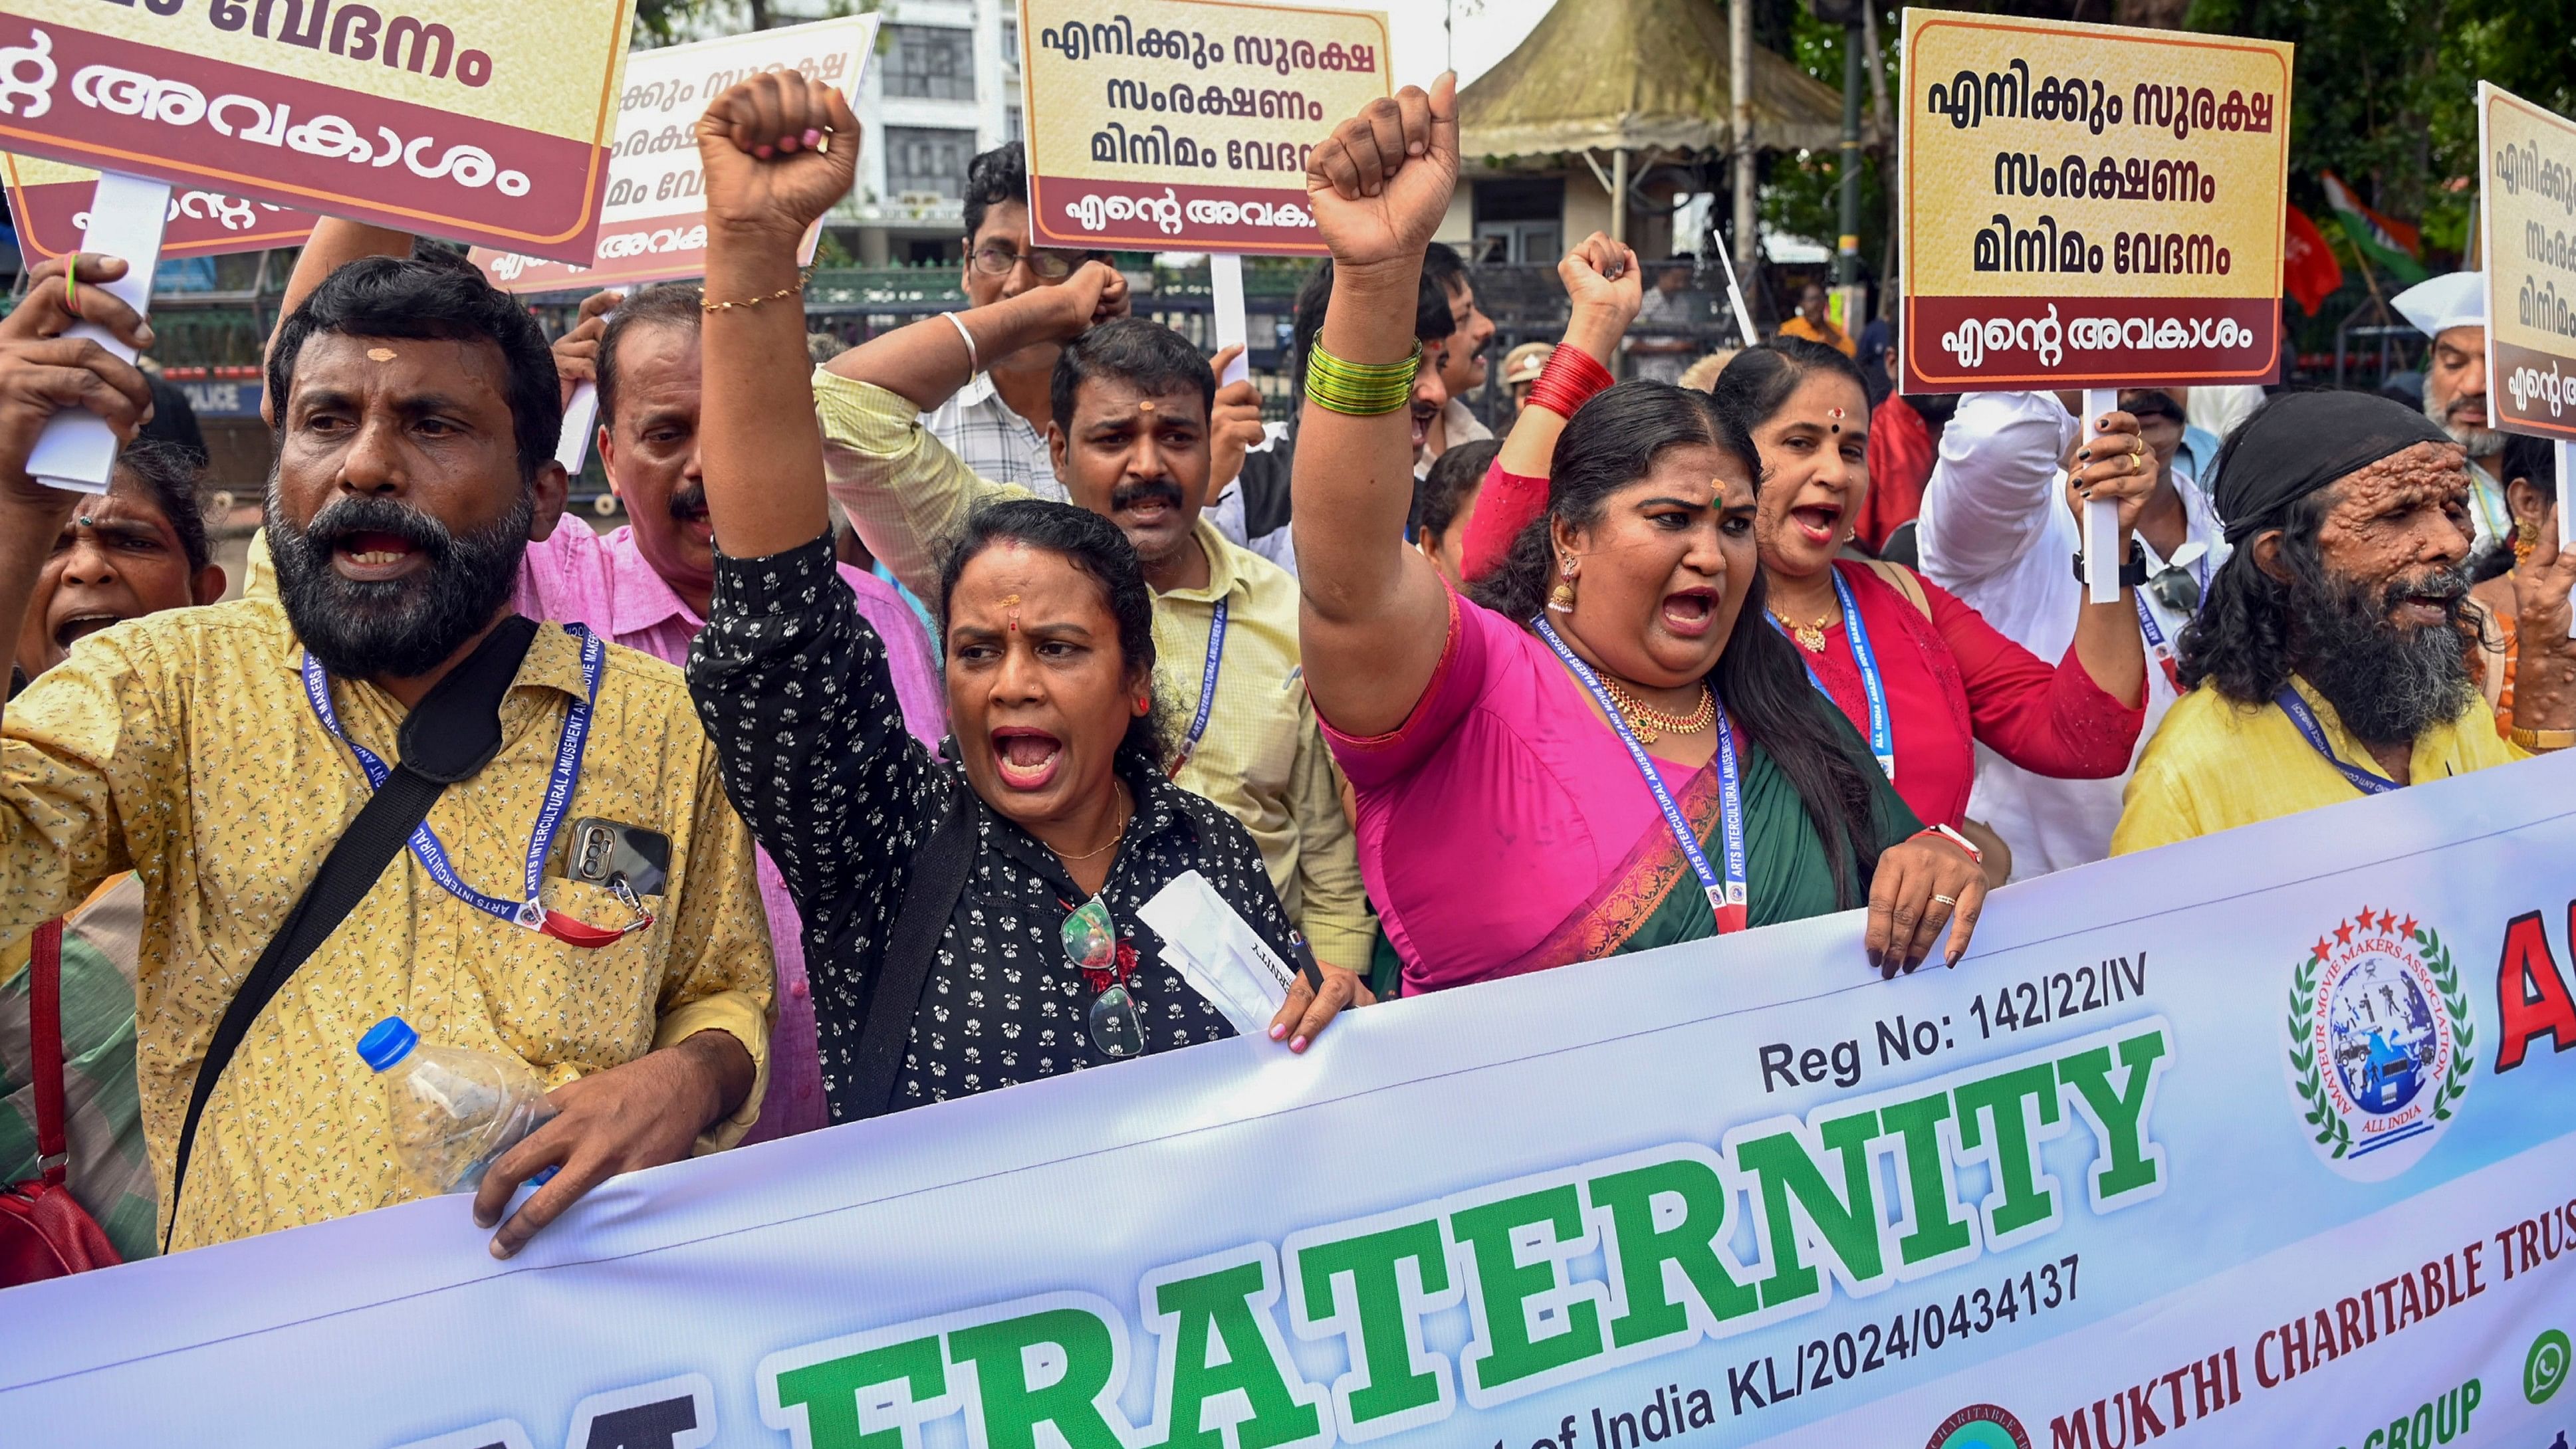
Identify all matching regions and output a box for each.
[1112,479,1184,511]
[302,497,451,558]
[668,483,709,522]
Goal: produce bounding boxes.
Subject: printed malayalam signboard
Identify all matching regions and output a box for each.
[5,152,316,260]
[2478,83,2576,443]
[0,1,633,265]
[1019,0,1391,255]
[1899,10,2294,393]
[6,747,2576,1448]
[470,17,878,294]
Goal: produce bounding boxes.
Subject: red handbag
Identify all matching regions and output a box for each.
[1,920,122,1285]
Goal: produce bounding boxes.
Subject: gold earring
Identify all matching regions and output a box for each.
[2515,519,2541,564]
[1548,556,1579,613]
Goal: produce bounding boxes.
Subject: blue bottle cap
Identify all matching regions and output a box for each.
[356,1016,418,1072]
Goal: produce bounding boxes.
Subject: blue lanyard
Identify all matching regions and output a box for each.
[2274,685,2399,796]
[300,624,607,929]
[1774,568,1895,782]
[1535,617,1748,931]
[1171,600,1227,771]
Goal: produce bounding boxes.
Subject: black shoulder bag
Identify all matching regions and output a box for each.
[840,782,977,1120]
[161,617,539,1249]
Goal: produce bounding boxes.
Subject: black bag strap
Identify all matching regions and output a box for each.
[845,783,977,1119]
[162,617,540,1250]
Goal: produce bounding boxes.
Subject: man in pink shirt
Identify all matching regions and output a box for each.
[543,280,945,1141]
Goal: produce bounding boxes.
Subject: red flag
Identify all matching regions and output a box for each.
[2283,204,2343,316]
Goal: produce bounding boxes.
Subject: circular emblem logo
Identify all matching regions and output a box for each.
[1927,1404,2032,1449]
[2283,908,2473,1182]
[2529,1329,2572,1405]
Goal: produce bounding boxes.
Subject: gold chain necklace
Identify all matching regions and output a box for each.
[1052,790,1132,861]
[1768,604,1839,653]
[1599,677,1716,744]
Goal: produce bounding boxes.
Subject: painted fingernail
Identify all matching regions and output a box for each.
[778,133,799,152]
[755,144,774,159]
[1269,1023,1288,1041]
[2077,448,2092,461]
[802,128,823,148]
[1290,1036,1310,1054]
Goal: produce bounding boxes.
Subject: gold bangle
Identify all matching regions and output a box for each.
[701,275,809,314]
[2510,724,2576,752]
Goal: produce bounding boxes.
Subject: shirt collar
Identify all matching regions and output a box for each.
[1153,517,1246,606]
[600,524,702,639]
[974,750,1201,890]
[277,601,593,702]
[954,370,1002,408]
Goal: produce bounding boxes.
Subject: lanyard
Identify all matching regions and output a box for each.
[300,625,643,947]
[1774,568,1895,782]
[1536,617,1748,932]
[2134,549,2208,694]
[1171,600,1227,774]
[2274,685,2399,796]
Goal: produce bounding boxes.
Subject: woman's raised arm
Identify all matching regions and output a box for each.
[1292,76,1465,739]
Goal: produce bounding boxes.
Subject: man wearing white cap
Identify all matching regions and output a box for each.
[2393,270,2513,552]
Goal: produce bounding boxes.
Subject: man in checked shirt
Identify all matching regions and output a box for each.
[815,272,1379,1008]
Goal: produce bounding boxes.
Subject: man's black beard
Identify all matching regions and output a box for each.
[268,486,532,681]
[2287,552,2474,748]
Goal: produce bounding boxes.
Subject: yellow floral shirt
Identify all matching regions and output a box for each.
[0,599,772,1250]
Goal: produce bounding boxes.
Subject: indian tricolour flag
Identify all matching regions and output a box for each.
[2319,171,2429,285]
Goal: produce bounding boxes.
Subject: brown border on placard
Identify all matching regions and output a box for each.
[1900,15,2292,391]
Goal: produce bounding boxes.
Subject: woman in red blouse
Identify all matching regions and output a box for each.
[1464,281,2155,849]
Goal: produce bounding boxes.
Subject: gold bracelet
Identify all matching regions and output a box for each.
[2510,724,2576,752]
[701,277,808,314]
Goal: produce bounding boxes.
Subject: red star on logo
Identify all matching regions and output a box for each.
[2335,920,2357,946]
[2397,915,2418,937]
[2313,936,2333,961]
[2364,909,2386,933]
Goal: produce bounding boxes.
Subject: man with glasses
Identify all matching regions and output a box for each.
[1914,388,2232,879]
[929,142,1112,501]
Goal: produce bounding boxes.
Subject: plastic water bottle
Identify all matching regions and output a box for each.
[356,1017,558,1195]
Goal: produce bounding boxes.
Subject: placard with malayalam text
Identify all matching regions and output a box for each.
[4,152,316,261]
[2479,82,2576,443]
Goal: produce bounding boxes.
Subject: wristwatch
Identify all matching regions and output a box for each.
[2071,544,2149,589]
[2510,725,2576,752]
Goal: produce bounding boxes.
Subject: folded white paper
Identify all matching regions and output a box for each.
[1136,870,1294,1037]
[31,172,171,495]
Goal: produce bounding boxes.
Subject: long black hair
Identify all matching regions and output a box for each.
[1470,381,1891,906]
[937,498,1173,772]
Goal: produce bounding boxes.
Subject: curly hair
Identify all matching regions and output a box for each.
[937,498,1173,772]
[2173,489,2333,703]
[1471,380,1893,906]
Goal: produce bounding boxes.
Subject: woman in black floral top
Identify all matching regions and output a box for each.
[681,76,1361,1121]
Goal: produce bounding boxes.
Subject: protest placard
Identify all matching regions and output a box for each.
[5,153,314,260]
[470,17,878,295]
[2479,84,2576,445]
[0,1,633,264]
[7,748,2576,1448]
[1018,0,1390,255]
[1898,11,2294,395]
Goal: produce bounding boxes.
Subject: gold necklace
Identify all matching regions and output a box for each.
[1599,676,1716,744]
[1052,790,1132,861]
[1768,603,1839,653]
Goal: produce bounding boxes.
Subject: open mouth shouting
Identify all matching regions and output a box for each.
[332,530,430,582]
[1409,401,1440,452]
[51,610,128,649]
[669,485,715,549]
[991,726,1067,792]
[1788,502,1841,548]
[1661,586,1720,637]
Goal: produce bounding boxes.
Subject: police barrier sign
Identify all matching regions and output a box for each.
[1018,0,1391,255]
[0,1,632,263]
[1899,10,2295,392]
[471,18,878,294]
[5,752,2576,1447]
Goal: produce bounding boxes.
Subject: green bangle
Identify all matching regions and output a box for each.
[1306,340,1421,417]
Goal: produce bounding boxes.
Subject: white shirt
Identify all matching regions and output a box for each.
[1916,391,2232,881]
[921,370,1064,502]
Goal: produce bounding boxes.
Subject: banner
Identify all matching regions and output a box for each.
[0,1,634,263]
[7,752,2576,1448]
[2479,83,2576,441]
[471,17,878,294]
[1899,11,2295,392]
[1018,0,1390,255]
[4,152,314,261]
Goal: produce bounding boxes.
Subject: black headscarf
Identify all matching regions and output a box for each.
[2214,390,2454,543]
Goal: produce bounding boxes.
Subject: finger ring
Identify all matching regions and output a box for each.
[1932,893,1958,907]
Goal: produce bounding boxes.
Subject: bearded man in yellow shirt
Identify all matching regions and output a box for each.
[0,250,772,1258]
[2114,390,2576,853]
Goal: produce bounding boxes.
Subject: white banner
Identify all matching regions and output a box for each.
[7,752,2576,1449]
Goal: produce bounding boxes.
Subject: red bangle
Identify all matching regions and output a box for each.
[1525,346,1615,420]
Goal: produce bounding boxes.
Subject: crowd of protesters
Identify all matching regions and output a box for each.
[3,70,2567,1273]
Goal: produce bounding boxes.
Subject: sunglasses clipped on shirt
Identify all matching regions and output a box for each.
[1061,896,1147,1059]
[2146,541,2213,616]
[972,245,1086,281]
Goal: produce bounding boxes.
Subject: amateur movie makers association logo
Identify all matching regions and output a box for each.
[1925,1403,2032,1449]
[2284,907,2474,1181]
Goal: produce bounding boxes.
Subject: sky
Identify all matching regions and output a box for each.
[1257,0,1562,92]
